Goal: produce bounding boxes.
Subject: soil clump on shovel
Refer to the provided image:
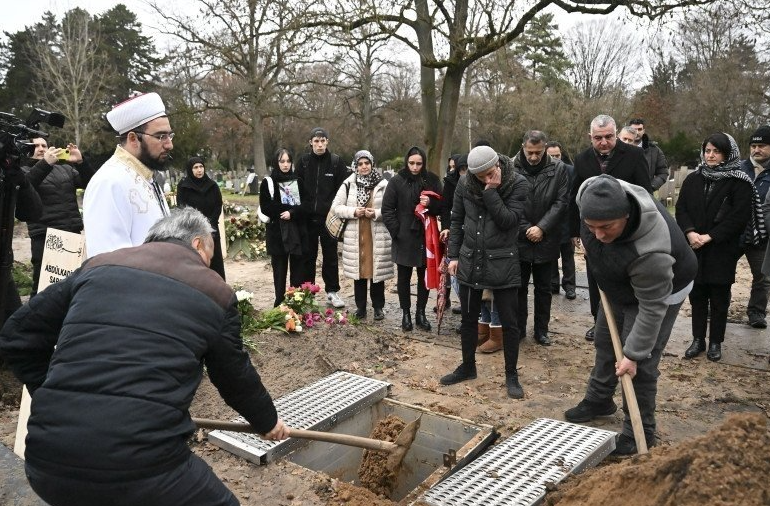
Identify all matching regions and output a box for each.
[546,412,770,506]
[358,414,418,497]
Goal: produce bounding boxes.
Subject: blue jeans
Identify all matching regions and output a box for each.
[480,300,500,325]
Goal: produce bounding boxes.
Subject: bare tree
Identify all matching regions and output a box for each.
[27,9,114,146]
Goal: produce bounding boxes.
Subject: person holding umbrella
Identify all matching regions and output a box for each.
[439,145,529,399]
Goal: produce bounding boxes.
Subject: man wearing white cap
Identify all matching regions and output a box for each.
[83,92,172,258]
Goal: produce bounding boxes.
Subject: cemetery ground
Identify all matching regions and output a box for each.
[1,222,769,505]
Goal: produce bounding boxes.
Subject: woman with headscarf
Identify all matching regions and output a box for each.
[676,133,766,361]
[382,146,443,331]
[176,157,225,279]
[331,150,393,320]
[260,148,307,307]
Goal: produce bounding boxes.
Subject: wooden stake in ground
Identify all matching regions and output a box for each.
[599,290,648,455]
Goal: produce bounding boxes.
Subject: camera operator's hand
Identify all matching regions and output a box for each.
[4,165,28,188]
[43,147,59,166]
[67,144,83,164]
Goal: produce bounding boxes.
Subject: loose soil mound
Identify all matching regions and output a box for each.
[358,414,407,497]
[546,413,770,506]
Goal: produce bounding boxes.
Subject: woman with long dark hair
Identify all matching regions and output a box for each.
[260,148,307,307]
[676,133,766,361]
[382,146,443,331]
[177,157,225,279]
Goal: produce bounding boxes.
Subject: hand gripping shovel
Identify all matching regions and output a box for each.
[599,290,648,455]
[192,416,421,472]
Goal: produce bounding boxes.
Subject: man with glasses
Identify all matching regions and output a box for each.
[83,92,173,257]
[569,114,651,341]
[628,118,669,191]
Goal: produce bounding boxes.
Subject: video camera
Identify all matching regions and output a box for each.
[0,108,66,166]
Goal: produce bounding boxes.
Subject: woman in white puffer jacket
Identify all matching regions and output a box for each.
[331,150,394,320]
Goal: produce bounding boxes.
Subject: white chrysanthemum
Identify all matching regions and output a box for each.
[235,290,253,302]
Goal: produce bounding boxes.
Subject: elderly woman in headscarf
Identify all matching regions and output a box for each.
[331,150,393,320]
[676,132,766,362]
[176,156,225,279]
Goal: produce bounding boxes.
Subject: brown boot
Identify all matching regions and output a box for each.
[479,325,502,353]
[477,322,490,347]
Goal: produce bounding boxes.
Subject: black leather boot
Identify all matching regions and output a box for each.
[415,309,431,331]
[684,338,706,359]
[401,310,413,331]
[707,341,722,362]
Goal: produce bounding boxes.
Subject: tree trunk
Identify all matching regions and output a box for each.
[415,0,438,172]
[251,110,267,178]
[432,66,464,177]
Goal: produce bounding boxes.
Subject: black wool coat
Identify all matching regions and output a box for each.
[675,172,753,285]
[382,168,442,267]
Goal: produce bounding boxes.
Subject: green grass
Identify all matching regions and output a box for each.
[13,261,33,296]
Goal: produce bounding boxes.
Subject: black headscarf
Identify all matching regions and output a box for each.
[184,157,211,187]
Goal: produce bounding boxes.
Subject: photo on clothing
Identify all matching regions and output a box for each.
[279,181,301,205]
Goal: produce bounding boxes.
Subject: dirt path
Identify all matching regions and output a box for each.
[1,246,769,505]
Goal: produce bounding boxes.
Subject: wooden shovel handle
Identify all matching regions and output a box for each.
[192,417,397,453]
[599,290,649,455]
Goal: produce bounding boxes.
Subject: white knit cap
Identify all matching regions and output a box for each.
[106,92,167,134]
[467,145,499,174]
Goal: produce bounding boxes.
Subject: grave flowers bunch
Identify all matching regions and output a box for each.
[283,282,321,317]
[324,308,349,325]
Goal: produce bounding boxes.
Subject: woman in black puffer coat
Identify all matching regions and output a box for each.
[382,146,442,331]
[176,157,225,279]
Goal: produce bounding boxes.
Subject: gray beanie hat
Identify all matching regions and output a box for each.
[353,149,374,166]
[467,146,499,174]
[579,175,631,220]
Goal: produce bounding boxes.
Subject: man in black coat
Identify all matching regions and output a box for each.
[0,208,288,506]
[295,127,349,308]
[24,137,94,295]
[570,114,652,340]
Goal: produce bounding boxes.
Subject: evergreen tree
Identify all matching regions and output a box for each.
[512,13,572,87]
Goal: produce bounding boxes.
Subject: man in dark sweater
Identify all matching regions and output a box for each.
[295,127,349,307]
[0,208,288,506]
[564,175,696,455]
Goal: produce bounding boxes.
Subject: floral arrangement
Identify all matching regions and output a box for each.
[224,212,266,259]
[222,201,252,215]
[235,290,259,350]
[251,282,349,333]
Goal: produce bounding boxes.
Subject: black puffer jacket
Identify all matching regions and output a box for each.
[448,162,529,289]
[0,240,277,481]
[513,152,570,264]
[382,161,443,267]
[23,158,95,237]
[295,150,348,219]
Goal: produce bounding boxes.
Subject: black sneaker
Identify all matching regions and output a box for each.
[564,398,617,423]
[440,364,477,385]
[506,375,524,399]
[748,312,767,329]
[585,326,595,341]
[612,433,656,455]
[565,288,576,300]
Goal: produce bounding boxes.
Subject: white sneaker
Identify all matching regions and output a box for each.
[327,291,345,308]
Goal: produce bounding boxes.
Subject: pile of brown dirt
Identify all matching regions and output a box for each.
[546,413,770,506]
[358,414,407,497]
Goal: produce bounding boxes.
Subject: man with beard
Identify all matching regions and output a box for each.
[83,92,172,258]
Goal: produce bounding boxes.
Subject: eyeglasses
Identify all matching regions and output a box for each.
[135,131,175,143]
[592,134,615,142]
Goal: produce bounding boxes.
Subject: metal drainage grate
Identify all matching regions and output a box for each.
[208,371,391,464]
[421,418,616,506]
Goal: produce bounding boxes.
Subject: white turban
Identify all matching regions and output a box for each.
[106,92,167,134]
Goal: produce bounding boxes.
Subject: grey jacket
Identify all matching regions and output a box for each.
[641,134,669,190]
[577,178,696,360]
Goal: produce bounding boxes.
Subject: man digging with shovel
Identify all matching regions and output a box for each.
[564,175,696,454]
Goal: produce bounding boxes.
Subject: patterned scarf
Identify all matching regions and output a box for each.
[698,133,767,245]
[355,170,382,207]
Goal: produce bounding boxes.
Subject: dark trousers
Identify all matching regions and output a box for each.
[689,282,732,343]
[354,279,385,310]
[30,233,45,296]
[518,261,553,337]
[459,284,520,375]
[303,218,340,293]
[585,300,683,439]
[551,242,576,290]
[26,452,239,506]
[740,244,770,317]
[396,264,428,311]
[586,258,600,319]
[210,232,226,281]
[271,253,305,307]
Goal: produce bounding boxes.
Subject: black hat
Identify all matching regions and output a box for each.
[750,125,770,145]
[309,127,329,140]
[579,175,631,221]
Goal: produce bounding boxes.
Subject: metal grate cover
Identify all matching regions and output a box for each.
[421,418,616,506]
[208,371,390,464]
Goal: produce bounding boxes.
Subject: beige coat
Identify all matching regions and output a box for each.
[332,175,394,283]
